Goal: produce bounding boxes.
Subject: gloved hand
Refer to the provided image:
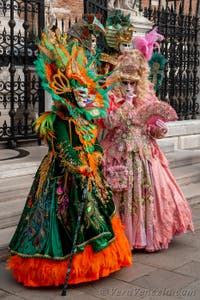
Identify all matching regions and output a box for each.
[125,92,136,105]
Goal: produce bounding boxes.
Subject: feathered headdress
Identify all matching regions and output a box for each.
[116,49,149,82]
[35,29,114,121]
[105,10,134,51]
[149,52,168,90]
[133,27,164,60]
[133,27,167,90]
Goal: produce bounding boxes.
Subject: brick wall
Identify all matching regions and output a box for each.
[53,0,83,19]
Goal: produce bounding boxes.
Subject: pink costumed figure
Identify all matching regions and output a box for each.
[100,50,194,252]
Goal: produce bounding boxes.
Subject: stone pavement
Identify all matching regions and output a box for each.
[0,204,200,300]
[0,145,200,300]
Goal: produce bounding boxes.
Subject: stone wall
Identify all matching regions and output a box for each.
[158,120,200,151]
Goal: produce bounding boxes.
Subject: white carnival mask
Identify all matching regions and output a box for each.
[73,87,89,108]
[120,79,136,96]
[73,86,101,118]
[74,86,98,109]
[119,42,133,53]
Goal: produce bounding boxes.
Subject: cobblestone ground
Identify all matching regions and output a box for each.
[0,204,200,300]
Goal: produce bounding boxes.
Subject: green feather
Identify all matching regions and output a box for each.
[34,113,56,141]
[54,45,69,69]
[43,37,55,52]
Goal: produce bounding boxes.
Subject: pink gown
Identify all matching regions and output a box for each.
[100,92,194,252]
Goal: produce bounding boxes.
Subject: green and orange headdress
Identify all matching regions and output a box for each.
[35,29,114,121]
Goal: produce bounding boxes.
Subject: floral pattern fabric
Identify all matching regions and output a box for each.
[101,93,194,251]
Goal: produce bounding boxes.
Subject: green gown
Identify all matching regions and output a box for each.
[7,30,132,288]
[9,113,116,259]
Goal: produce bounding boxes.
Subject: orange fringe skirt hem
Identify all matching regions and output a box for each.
[7,216,132,287]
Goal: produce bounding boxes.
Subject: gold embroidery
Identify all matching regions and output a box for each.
[36,152,53,197]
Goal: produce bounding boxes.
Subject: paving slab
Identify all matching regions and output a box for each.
[130,269,194,290]
[191,205,200,219]
[173,261,200,279]
[173,230,200,249]
[189,249,200,263]
[16,288,104,300]
[76,277,146,300]
[141,293,194,300]
[0,262,26,294]
[1,226,200,300]
[111,262,157,282]
[133,242,195,270]
[182,279,200,300]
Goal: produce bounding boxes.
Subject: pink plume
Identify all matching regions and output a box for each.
[145,27,164,44]
[133,27,164,60]
[134,37,150,59]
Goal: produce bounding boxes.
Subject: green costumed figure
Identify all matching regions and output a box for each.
[99,10,135,75]
[7,29,132,287]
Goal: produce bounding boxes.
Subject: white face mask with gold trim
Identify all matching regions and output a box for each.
[119,42,133,53]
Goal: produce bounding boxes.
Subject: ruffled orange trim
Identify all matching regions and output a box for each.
[7,216,132,287]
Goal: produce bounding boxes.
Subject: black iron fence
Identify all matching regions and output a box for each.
[0,0,44,147]
[144,0,200,120]
[84,0,200,120]
[84,0,108,24]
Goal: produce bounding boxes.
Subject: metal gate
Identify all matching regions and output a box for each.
[84,0,200,120]
[0,0,45,147]
[144,0,200,120]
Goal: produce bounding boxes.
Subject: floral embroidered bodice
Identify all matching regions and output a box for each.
[102,100,153,165]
